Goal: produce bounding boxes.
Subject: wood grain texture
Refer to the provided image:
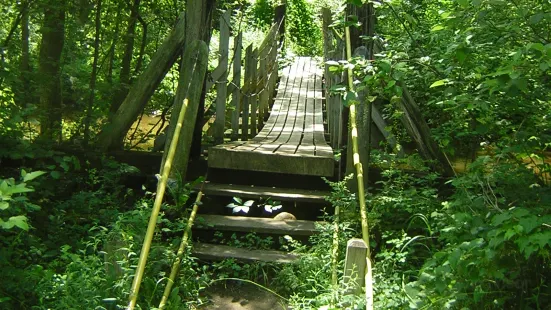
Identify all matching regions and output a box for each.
[197,182,330,203]
[209,57,334,176]
[195,214,320,236]
[193,243,299,263]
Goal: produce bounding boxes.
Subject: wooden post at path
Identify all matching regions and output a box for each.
[343,238,368,295]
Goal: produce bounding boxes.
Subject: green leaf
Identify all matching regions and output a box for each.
[0,201,8,210]
[431,25,445,32]
[529,13,544,25]
[430,79,448,88]
[7,216,29,231]
[23,171,46,182]
[379,60,391,73]
[456,0,469,7]
[50,171,62,179]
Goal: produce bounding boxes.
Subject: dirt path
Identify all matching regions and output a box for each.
[201,282,288,310]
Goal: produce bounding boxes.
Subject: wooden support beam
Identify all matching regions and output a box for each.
[213,11,231,144]
[241,44,253,141]
[193,243,299,263]
[230,32,242,141]
[195,214,320,236]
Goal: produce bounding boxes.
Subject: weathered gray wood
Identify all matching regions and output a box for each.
[343,238,368,295]
[250,48,259,137]
[209,146,334,176]
[258,47,269,128]
[230,32,242,141]
[197,182,330,203]
[213,11,231,144]
[241,44,254,140]
[209,57,334,177]
[95,13,186,151]
[161,40,208,179]
[193,243,299,263]
[195,214,319,236]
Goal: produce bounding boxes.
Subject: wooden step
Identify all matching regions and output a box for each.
[195,214,320,236]
[196,182,330,204]
[192,243,299,263]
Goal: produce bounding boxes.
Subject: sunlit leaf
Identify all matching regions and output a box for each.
[430,79,448,88]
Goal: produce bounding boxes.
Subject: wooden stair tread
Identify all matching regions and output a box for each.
[192,243,299,263]
[197,182,330,203]
[195,214,320,236]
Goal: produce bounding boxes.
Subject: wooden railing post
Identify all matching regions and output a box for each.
[241,44,254,141]
[213,11,231,144]
[230,32,242,141]
[250,48,259,136]
[258,47,268,127]
[274,1,286,46]
[343,238,367,295]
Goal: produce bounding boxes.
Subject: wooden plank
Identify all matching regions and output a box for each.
[213,11,231,144]
[230,32,242,141]
[241,44,253,141]
[195,214,320,236]
[251,61,296,144]
[209,145,334,176]
[312,60,334,157]
[296,58,316,155]
[257,58,306,153]
[276,58,310,155]
[197,182,330,203]
[193,243,299,263]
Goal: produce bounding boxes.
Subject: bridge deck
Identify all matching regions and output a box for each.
[208,57,334,176]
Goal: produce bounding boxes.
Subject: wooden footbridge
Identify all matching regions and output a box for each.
[202,10,343,178]
[209,57,334,177]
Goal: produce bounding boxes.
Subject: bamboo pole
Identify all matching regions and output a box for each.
[345,25,374,310]
[127,99,189,310]
[158,181,206,309]
[344,26,370,256]
[330,205,340,305]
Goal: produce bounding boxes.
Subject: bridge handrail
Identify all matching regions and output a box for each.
[321,7,346,151]
[208,5,286,144]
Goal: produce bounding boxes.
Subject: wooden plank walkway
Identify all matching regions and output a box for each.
[208,57,334,176]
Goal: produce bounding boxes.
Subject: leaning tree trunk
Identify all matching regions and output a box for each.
[94,12,187,151]
[38,0,66,142]
[110,0,140,114]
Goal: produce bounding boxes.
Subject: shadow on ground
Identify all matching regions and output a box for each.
[201,282,288,310]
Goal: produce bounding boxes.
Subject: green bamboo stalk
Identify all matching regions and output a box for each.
[345,25,374,310]
[127,98,189,310]
[331,205,340,305]
[158,183,205,309]
[344,26,370,256]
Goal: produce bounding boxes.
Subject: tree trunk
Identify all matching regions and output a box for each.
[38,1,66,142]
[134,15,148,74]
[94,12,187,151]
[110,0,140,113]
[16,0,31,108]
[83,0,102,146]
[107,4,123,85]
